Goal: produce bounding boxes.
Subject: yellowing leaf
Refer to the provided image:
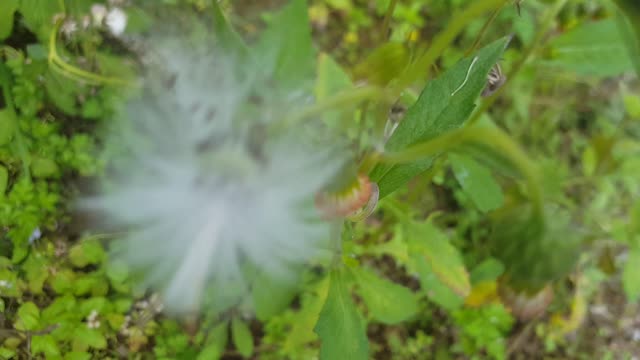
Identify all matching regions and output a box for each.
[407,221,471,297]
[465,281,499,307]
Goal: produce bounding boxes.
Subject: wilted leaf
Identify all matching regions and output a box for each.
[314,270,368,360]
[371,37,511,198]
[354,268,418,324]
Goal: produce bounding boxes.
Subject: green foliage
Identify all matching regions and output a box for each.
[452,304,514,360]
[370,36,510,198]
[314,269,369,360]
[1,0,639,358]
[544,18,635,76]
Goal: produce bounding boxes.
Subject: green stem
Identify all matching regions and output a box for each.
[392,0,508,94]
[381,0,399,40]
[465,3,506,56]
[48,22,132,86]
[380,125,544,217]
[467,0,569,127]
[270,85,389,134]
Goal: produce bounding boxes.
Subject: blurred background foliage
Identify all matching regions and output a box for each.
[0,0,639,359]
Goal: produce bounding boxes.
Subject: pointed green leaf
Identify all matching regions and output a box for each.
[623,247,640,303]
[354,268,418,324]
[544,18,634,77]
[371,37,511,198]
[410,253,464,311]
[407,221,470,297]
[0,108,17,146]
[254,0,315,89]
[314,270,368,360]
[198,322,228,360]
[231,318,254,358]
[450,153,504,212]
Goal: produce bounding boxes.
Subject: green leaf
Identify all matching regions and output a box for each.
[18,0,60,41]
[449,153,504,212]
[613,0,640,76]
[30,157,60,179]
[0,0,18,40]
[252,272,299,321]
[544,18,634,77]
[354,268,418,324]
[31,335,61,357]
[197,322,228,360]
[231,318,253,358]
[470,258,505,285]
[410,253,464,311]
[72,327,107,351]
[407,220,471,297]
[623,247,640,302]
[0,347,15,359]
[354,43,410,86]
[254,0,315,89]
[370,37,511,198]
[14,302,40,331]
[314,270,369,360]
[69,239,106,268]
[0,108,17,146]
[64,352,92,360]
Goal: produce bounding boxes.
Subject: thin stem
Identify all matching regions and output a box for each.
[380,0,399,41]
[392,0,508,94]
[380,125,543,217]
[48,22,132,86]
[467,0,569,127]
[465,3,506,56]
[270,85,389,134]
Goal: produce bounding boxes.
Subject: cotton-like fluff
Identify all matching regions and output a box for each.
[84,42,343,313]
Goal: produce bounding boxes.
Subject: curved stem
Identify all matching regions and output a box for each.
[467,0,569,127]
[380,125,544,217]
[392,0,508,94]
[48,22,132,86]
[269,85,389,134]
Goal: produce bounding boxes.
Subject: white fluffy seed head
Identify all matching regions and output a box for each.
[83,39,344,314]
